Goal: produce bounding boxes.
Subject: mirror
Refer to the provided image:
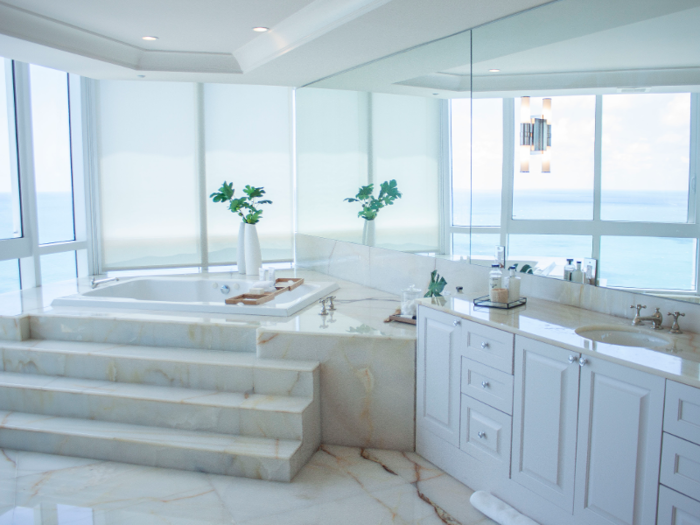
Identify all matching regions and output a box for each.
[296,0,700,304]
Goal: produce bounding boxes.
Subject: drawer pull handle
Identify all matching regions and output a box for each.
[481,381,490,389]
[453,320,461,327]
[481,342,489,349]
[478,431,486,439]
[568,355,578,364]
[579,357,588,367]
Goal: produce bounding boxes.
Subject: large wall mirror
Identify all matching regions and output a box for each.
[296,0,700,304]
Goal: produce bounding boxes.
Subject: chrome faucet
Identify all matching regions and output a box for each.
[667,312,685,334]
[90,277,119,289]
[630,304,663,330]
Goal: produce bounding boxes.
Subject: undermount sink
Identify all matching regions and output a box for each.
[575,325,673,349]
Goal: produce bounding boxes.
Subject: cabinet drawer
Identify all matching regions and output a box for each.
[464,321,514,374]
[661,432,700,501]
[665,381,700,446]
[658,485,700,525]
[460,394,512,477]
[461,357,514,415]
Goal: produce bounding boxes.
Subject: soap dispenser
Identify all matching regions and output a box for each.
[564,259,575,281]
[507,266,521,302]
[572,261,584,284]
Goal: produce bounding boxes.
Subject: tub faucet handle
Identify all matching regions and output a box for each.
[667,312,685,334]
[327,296,337,311]
[319,298,328,316]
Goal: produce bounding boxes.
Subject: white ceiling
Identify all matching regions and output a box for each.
[0,0,553,86]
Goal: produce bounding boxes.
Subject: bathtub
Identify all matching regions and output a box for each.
[52,277,339,317]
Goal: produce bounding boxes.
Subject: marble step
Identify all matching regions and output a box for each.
[0,371,314,440]
[0,410,306,481]
[0,339,318,397]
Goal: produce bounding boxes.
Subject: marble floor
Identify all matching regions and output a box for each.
[0,445,496,525]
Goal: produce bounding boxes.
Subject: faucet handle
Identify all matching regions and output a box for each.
[667,312,685,334]
[631,304,646,315]
[327,296,337,311]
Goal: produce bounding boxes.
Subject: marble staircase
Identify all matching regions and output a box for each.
[0,339,321,481]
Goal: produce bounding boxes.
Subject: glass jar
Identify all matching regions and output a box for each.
[401,284,422,316]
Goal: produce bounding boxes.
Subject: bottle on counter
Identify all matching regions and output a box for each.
[489,264,503,290]
[572,261,584,284]
[507,266,521,302]
[564,259,575,281]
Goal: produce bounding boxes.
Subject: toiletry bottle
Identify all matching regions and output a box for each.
[572,261,584,284]
[489,264,502,291]
[507,266,521,302]
[564,259,575,281]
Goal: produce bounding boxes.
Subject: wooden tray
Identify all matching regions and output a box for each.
[274,277,304,291]
[225,278,305,306]
[384,308,417,325]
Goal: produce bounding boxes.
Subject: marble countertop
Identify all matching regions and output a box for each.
[0,270,415,340]
[421,294,700,388]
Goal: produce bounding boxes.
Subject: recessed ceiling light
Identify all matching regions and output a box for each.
[252,27,269,32]
[489,69,501,73]
[137,75,146,78]
[433,93,439,96]
[142,36,158,41]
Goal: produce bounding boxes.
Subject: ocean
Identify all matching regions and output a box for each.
[0,190,696,294]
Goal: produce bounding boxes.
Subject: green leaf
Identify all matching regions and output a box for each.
[424,270,447,298]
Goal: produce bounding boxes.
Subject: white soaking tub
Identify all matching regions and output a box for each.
[52,277,339,317]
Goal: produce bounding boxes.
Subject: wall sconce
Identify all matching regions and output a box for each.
[519,97,552,173]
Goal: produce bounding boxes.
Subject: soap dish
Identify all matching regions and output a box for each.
[473,296,527,310]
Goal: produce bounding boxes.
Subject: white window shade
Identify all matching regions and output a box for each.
[97,81,199,269]
[372,94,440,252]
[204,84,292,264]
[296,88,368,243]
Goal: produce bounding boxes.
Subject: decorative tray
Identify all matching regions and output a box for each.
[225,277,304,306]
[473,295,527,310]
[384,308,417,325]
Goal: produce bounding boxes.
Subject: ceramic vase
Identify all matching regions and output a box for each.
[237,222,246,274]
[362,219,375,247]
[244,223,262,276]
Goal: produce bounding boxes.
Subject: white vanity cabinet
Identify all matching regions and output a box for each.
[416,305,677,525]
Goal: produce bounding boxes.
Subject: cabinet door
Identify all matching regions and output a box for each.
[574,357,664,525]
[512,336,580,513]
[416,307,462,446]
[658,485,700,525]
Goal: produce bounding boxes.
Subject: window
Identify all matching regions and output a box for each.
[41,251,77,285]
[449,93,699,293]
[0,259,20,294]
[30,65,75,245]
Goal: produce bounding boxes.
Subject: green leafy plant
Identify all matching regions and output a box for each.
[424,270,447,298]
[344,179,402,220]
[209,181,272,224]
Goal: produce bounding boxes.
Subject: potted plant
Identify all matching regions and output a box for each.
[210,182,272,276]
[344,179,402,246]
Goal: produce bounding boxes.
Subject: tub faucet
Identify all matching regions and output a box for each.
[630,304,663,330]
[91,277,119,289]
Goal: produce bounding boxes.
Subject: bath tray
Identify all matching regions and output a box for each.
[473,295,527,310]
[384,309,417,325]
[225,278,305,306]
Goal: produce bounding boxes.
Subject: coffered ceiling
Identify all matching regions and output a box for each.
[0,0,552,86]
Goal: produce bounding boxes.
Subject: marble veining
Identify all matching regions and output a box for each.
[0,446,496,524]
[422,294,700,388]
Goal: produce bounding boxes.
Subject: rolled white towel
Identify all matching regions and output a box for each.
[469,491,540,525]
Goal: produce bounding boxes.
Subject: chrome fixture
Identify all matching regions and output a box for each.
[477,431,486,439]
[568,355,578,364]
[90,277,119,289]
[481,381,490,389]
[520,96,552,173]
[327,296,337,311]
[630,304,664,330]
[220,285,230,294]
[667,312,685,334]
[579,357,588,367]
[319,298,329,316]
[481,341,489,349]
[453,319,461,327]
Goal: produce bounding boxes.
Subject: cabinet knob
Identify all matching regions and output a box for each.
[568,355,578,364]
[453,320,461,327]
[579,357,588,367]
[481,381,490,389]
[481,341,489,349]
[477,431,486,439]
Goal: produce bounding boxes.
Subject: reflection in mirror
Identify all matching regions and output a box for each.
[468,0,700,302]
[296,0,700,304]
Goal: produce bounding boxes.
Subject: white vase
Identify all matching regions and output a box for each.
[244,223,262,276]
[362,220,375,247]
[237,222,246,274]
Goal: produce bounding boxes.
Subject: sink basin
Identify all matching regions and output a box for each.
[575,325,673,349]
